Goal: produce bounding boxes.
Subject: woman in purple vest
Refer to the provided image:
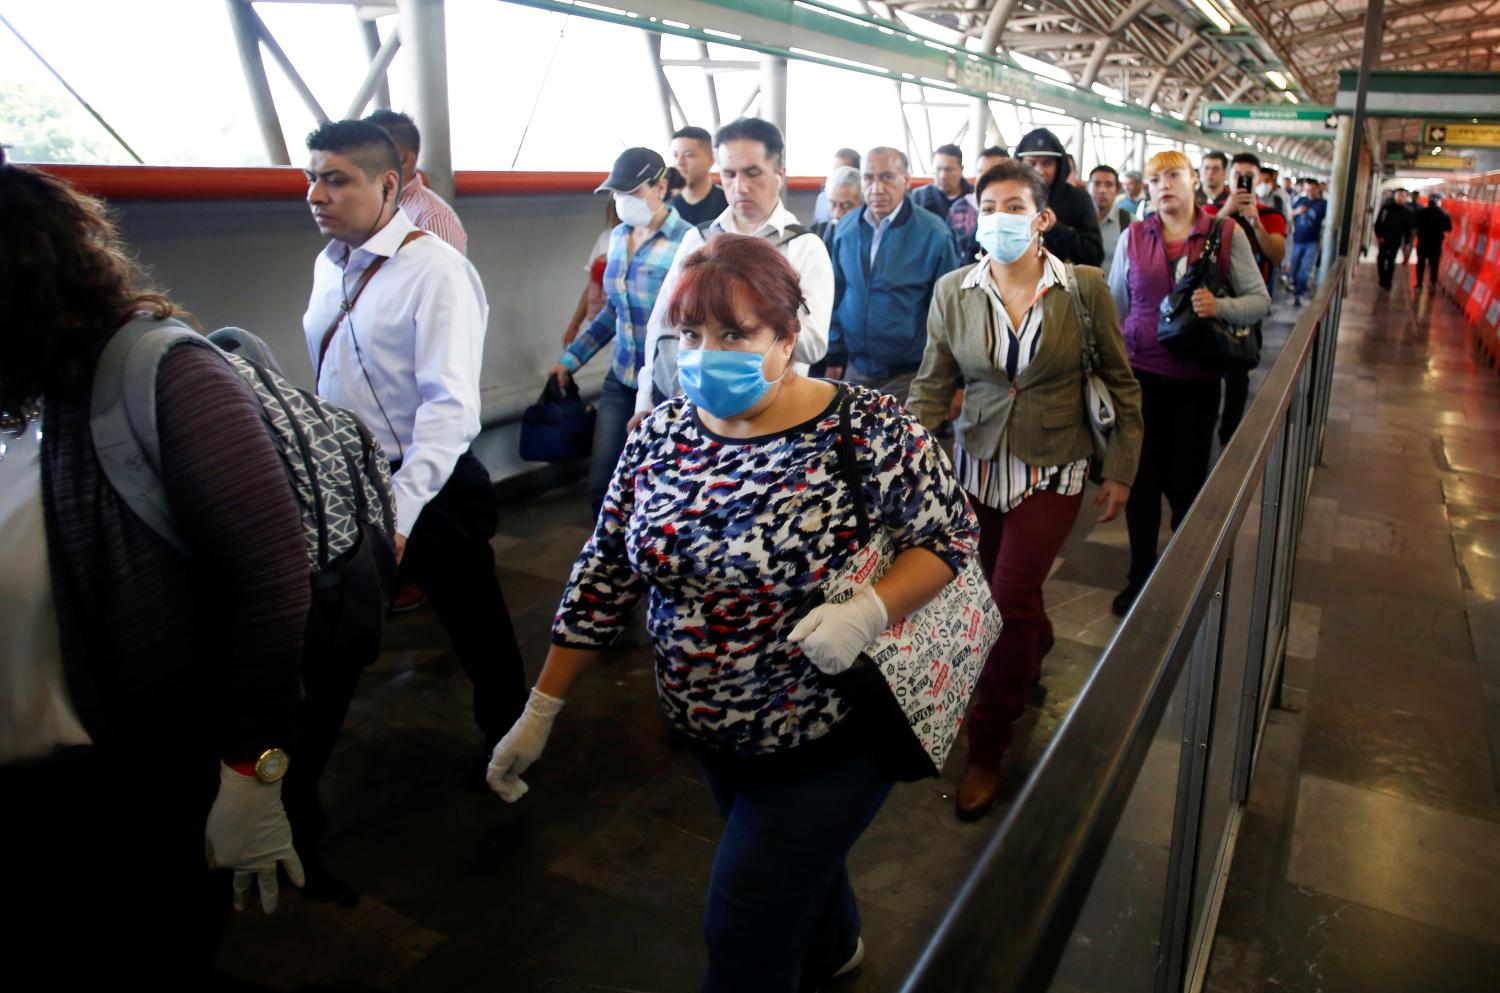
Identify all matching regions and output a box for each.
[1106,150,1270,616]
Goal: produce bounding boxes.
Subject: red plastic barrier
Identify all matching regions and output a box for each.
[31,164,864,201]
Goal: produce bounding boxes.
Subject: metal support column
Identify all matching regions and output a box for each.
[400,0,454,203]
[358,16,392,111]
[1337,0,1384,258]
[697,42,722,131]
[969,0,1021,164]
[225,0,289,165]
[643,32,676,143]
[346,25,402,119]
[1321,117,1352,285]
[1134,129,1147,173]
[760,55,788,136]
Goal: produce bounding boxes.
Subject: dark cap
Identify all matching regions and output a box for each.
[596,147,667,193]
[1014,128,1066,158]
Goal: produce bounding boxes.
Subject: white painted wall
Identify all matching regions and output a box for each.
[112,187,819,483]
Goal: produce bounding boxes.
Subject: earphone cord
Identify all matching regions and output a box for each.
[338,190,406,467]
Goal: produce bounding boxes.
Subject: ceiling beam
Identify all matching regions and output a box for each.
[1286,0,1495,40]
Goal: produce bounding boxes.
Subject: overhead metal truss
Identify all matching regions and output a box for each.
[877,0,1336,169]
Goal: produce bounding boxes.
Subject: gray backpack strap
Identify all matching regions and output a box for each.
[89,316,205,557]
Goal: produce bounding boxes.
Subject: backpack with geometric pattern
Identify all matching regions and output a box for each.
[90,316,398,665]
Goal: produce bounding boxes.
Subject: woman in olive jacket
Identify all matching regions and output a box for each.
[908,159,1142,820]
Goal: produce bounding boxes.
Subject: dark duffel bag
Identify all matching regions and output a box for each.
[519,375,596,462]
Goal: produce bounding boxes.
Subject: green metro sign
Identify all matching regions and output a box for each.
[1202,104,1340,139]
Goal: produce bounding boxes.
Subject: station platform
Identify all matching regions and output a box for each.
[1203,263,1500,993]
[211,262,1499,992]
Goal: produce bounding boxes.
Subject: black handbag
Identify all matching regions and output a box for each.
[518,375,596,462]
[1156,217,1261,371]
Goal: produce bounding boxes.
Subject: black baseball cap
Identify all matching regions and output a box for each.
[596,147,667,193]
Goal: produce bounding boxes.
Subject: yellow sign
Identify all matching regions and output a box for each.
[1398,155,1478,170]
[1424,122,1500,147]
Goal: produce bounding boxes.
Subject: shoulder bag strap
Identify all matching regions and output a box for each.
[832,389,874,547]
[317,229,426,376]
[1064,262,1100,374]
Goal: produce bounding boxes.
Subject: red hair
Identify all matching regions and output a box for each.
[666,233,804,339]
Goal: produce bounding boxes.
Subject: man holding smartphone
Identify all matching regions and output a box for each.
[1206,152,1287,446]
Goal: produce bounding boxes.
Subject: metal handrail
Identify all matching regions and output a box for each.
[898,259,1349,993]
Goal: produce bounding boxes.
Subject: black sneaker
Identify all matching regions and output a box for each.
[1112,585,1140,618]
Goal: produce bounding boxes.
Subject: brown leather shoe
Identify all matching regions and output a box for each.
[955,761,1006,822]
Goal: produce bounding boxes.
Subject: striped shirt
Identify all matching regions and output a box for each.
[561,208,691,388]
[399,173,468,255]
[954,251,1090,512]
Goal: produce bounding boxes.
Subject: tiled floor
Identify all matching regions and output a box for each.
[1204,261,1500,993]
[214,294,1309,992]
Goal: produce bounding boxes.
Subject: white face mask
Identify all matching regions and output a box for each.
[613,191,656,229]
[1254,183,1272,199]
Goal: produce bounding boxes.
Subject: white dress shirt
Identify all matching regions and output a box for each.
[303,208,489,535]
[1,420,92,763]
[634,199,835,414]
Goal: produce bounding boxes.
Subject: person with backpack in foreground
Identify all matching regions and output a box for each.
[907,159,1142,820]
[301,119,527,784]
[0,150,306,982]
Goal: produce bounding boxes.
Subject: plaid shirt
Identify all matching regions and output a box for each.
[560,208,690,387]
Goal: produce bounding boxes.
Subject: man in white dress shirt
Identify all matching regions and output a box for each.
[301,120,524,780]
[631,117,834,425]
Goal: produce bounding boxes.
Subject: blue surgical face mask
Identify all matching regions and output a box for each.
[976,210,1037,264]
[679,345,789,419]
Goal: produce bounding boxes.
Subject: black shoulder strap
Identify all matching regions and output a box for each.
[775,224,815,249]
[832,388,873,547]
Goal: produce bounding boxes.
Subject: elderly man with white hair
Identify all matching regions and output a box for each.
[812,165,862,253]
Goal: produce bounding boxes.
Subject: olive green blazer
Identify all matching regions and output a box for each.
[907,261,1143,487]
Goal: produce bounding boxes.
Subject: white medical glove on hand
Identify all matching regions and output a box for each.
[788,587,889,675]
[204,763,303,913]
[487,688,565,802]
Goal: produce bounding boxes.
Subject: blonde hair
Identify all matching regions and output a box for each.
[1146,150,1192,178]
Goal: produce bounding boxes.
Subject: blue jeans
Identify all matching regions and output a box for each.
[1292,239,1320,297]
[697,750,893,993]
[587,371,639,519]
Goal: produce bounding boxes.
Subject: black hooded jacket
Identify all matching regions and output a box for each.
[1014,128,1104,267]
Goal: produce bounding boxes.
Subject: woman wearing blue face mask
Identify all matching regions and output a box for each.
[489,233,979,992]
[908,159,1143,820]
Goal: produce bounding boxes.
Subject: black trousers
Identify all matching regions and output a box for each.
[1377,239,1401,288]
[1415,248,1441,287]
[398,451,527,745]
[3,747,229,984]
[1126,370,1222,589]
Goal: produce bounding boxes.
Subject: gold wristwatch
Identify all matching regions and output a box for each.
[252,747,290,784]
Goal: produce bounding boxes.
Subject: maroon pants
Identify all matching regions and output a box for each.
[965,489,1085,769]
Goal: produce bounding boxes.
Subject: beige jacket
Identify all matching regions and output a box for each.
[907,259,1143,487]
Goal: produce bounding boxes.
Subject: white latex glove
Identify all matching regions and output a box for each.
[788,587,889,675]
[204,763,304,913]
[487,688,565,802]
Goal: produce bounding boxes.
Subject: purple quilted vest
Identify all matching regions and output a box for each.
[1123,209,1232,380]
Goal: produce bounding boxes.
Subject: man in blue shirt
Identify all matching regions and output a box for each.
[824,146,959,399]
[554,147,690,517]
[1290,179,1328,305]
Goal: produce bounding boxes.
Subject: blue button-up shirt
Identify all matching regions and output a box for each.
[560,207,691,387]
[865,199,905,266]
